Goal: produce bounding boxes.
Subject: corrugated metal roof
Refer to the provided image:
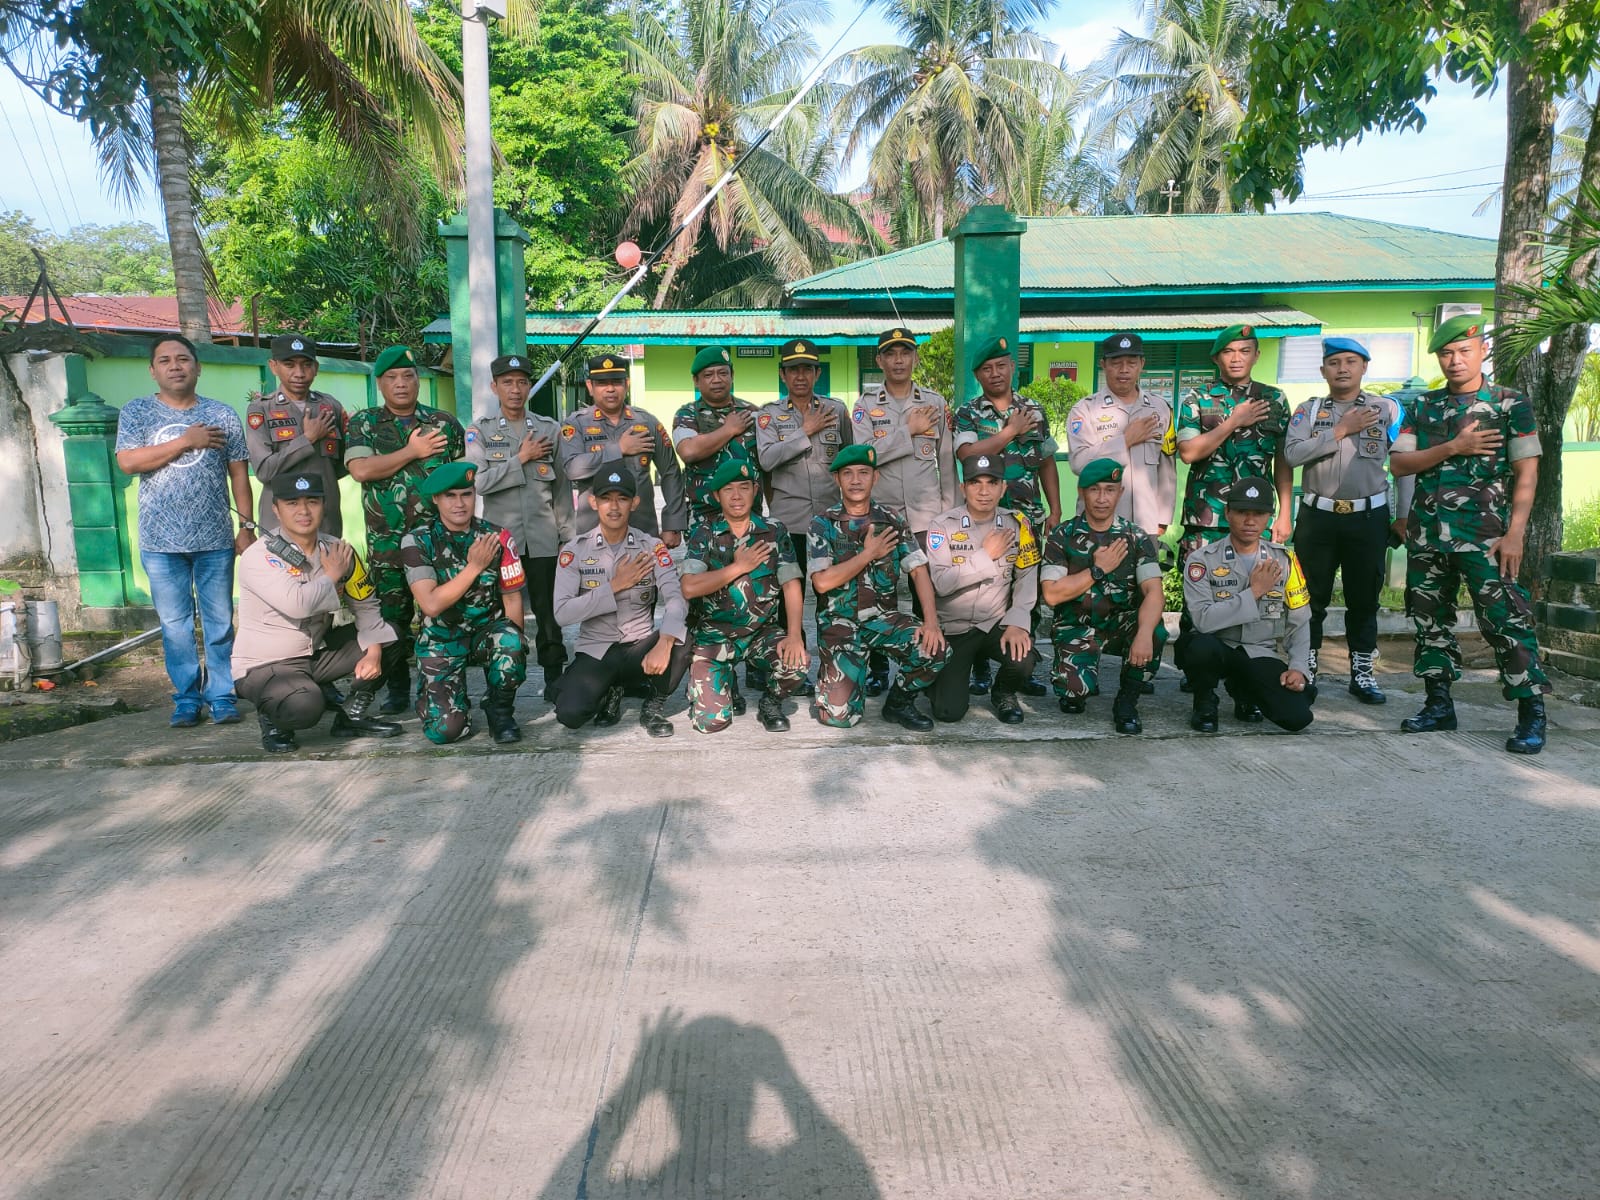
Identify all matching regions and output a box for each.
[424,306,1322,345]
[787,212,1497,298]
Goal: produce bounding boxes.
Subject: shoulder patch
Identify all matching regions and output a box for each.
[654,542,673,569]
[248,412,264,429]
[1187,562,1207,582]
[558,550,575,567]
[561,424,576,439]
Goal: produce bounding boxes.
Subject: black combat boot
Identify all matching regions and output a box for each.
[729,677,748,716]
[794,676,816,697]
[595,684,625,727]
[639,695,673,738]
[1112,688,1142,735]
[542,663,563,704]
[258,713,297,754]
[969,660,993,695]
[379,664,411,715]
[757,692,791,732]
[1233,698,1264,723]
[1189,690,1219,733]
[1020,671,1048,697]
[330,684,402,739]
[481,687,522,744]
[992,691,1024,725]
[1400,679,1456,733]
[745,664,769,693]
[1505,696,1547,755]
[1347,650,1386,705]
[882,684,933,731]
[865,652,889,697]
[1059,694,1086,714]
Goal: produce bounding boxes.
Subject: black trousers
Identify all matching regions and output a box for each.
[237,625,402,730]
[929,624,1039,722]
[520,554,567,672]
[1292,503,1389,653]
[1185,633,1315,732]
[555,633,693,728]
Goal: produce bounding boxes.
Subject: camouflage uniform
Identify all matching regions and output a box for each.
[1042,514,1168,698]
[951,393,1058,528]
[807,503,952,727]
[671,396,763,523]
[401,515,527,743]
[1174,379,1289,560]
[680,513,807,732]
[1393,382,1550,699]
[345,403,466,655]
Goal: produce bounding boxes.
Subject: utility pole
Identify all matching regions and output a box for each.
[461,0,505,409]
[1161,179,1180,215]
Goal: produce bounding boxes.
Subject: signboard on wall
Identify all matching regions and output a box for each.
[1179,369,1214,398]
[1049,361,1079,382]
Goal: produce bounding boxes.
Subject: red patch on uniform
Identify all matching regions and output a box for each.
[273,427,295,441]
[758,413,772,429]
[653,543,672,569]
[561,424,576,439]
[248,412,264,429]
[1186,562,1206,582]
[558,550,575,567]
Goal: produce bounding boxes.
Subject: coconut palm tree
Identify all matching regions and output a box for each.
[831,0,1062,240]
[59,0,465,342]
[1080,0,1260,214]
[625,0,874,309]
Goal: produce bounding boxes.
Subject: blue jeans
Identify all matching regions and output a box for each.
[142,548,237,708]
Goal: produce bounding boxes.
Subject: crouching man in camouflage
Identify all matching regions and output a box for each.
[808,444,950,730]
[402,462,528,745]
[680,459,809,733]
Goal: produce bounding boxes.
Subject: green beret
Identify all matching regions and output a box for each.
[373,345,417,376]
[1209,324,1257,356]
[970,335,1014,370]
[707,458,758,493]
[1428,314,1486,354]
[830,443,877,472]
[691,345,733,376]
[1078,458,1125,488]
[419,461,476,497]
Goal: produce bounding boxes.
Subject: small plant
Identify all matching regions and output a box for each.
[1565,491,1600,551]
[1019,373,1089,434]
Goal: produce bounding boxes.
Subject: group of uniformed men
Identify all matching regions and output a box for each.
[232,313,1552,756]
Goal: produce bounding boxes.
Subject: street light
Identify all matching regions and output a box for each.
[461,0,505,411]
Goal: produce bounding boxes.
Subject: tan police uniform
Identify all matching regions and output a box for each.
[851,383,958,537]
[245,388,348,535]
[1064,388,1176,534]
[558,404,687,536]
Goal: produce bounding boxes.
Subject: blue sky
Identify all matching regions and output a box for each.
[0,0,1506,241]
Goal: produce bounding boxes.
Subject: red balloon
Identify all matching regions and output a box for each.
[615,241,642,270]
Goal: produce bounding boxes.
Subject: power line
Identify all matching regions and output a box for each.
[17,90,85,230]
[0,102,63,231]
[1306,162,1505,197]
[1300,180,1501,200]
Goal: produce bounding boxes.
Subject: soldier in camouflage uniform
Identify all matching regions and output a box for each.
[680,460,809,733]
[345,345,467,713]
[1173,324,1293,708]
[1391,314,1550,755]
[808,444,951,730]
[401,462,527,745]
[953,334,1060,698]
[1041,458,1168,734]
[673,345,763,525]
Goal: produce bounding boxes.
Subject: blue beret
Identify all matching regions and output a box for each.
[1321,336,1370,362]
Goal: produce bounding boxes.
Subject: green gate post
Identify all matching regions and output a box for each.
[951,205,1027,404]
[440,207,533,417]
[47,355,138,608]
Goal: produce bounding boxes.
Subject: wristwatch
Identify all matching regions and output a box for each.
[1090,565,1106,584]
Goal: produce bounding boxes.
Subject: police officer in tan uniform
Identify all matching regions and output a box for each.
[557,353,687,542]
[245,334,348,535]
[1182,477,1315,734]
[234,471,403,752]
[552,469,692,737]
[1064,333,1177,537]
[852,327,958,693]
[923,454,1040,724]
[467,353,575,700]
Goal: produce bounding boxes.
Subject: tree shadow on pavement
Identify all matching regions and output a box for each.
[976,733,1600,1199]
[538,1009,882,1200]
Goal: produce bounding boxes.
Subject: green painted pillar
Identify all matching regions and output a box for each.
[47,355,138,607]
[440,207,532,416]
[951,205,1027,403]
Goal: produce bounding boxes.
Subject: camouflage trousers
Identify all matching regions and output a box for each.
[1052,608,1168,698]
[815,612,952,728]
[368,526,416,661]
[687,627,808,733]
[1406,542,1550,699]
[415,618,527,744]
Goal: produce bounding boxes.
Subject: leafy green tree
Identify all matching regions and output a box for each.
[0,210,48,294]
[911,325,956,400]
[1018,371,1088,433]
[831,0,1061,239]
[1080,0,1258,214]
[196,119,450,351]
[1231,0,1600,582]
[415,0,637,308]
[50,223,174,294]
[625,0,873,307]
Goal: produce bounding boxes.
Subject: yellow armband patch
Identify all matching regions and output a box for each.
[1014,515,1041,570]
[1285,552,1309,610]
[344,550,375,601]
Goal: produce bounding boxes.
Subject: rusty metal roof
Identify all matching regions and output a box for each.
[786,212,1497,299]
[424,306,1322,346]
